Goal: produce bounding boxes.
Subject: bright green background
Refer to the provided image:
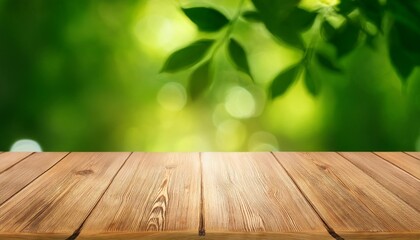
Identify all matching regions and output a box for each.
[0,0,419,151]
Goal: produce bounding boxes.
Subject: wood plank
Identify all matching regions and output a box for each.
[273,152,420,236]
[0,152,68,206]
[339,232,420,240]
[339,152,420,212]
[201,152,331,239]
[0,152,32,173]
[375,152,420,179]
[404,152,420,160]
[79,153,201,239]
[78,232,330,240]
[0,152,130,239]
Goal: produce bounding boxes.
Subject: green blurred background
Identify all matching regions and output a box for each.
[0,0,419,151]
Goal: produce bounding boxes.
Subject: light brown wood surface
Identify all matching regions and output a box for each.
[79,153,201,239]
[0,152,419,239]
[0,152,68,205]
[0,152,32,173]
[201,152,330,238]
[272,152,420,236]
[375,152,420,179]
[339,152,420,211]
[0,152,130,238]
[405,152,420,160]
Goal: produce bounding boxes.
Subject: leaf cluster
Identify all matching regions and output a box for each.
[161,0,420,100]
[161,6,252,100]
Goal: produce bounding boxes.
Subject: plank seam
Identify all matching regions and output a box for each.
[66,152,133,240]
[198,152,205,236]
[372,152,420,181]
[270,152,344,240]
[334,152,413,222]
[403,152,420,161]
[0,152,35,175]
[0,152,71,208]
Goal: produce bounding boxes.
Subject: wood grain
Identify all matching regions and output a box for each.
[375,152,420,179]
[0,152,68,206]
[273,152,420,235]
[340,152,420,211]
[201,152,329,237]
[78,232,331,240]
[405,152,420,160]
[0,152,130,238]
[339,232,420,240]
[0,152,32,173]
[79,153,201,238]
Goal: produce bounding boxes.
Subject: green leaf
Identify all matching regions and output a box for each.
[304,69,319,96]
[286,7,317,31]
[321,20,335,41]
[357,0,384,31]
[315,52,341,72]
[189,61,212,100]
[227,38,251,76]
[387,1,420,35]
[182,7,229,32]
[389,25,416,81]
[330,21,360,58]
[395,23,420,65]
[251,0,305,50]
[161,39,214,73]
[251,0,299,19]
[269,27,305,50]
[242,11,262,22]
[270,64,302,99]
[336,0,357,15]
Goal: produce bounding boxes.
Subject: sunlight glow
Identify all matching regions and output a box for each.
[248,132,279,151]
[225,86,256,119]
[134,1,196,54]
[11,139,42,152]
[157,82,187,112]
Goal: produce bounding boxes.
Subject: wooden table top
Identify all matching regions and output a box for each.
[0,152,419,239]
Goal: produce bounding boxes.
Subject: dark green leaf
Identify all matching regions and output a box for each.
[387,1,420,35]
[304,69,319,96]
[315,52,341,72]
[321,20,335,41]
[330,21,360,58]
[161,39,214,73]
[251,0,299,19]
[271,28,305,49]
[242,11,262,22]
[336,0,357,15]
[228,38,251,76]
[189,61,212,100]
[182,7,229,32]
[251,0,305,50]
[357,0,384,31]
[389,25,416,81]
[395,23,420,65]
[270,64,302,98]
[285,7,317,31]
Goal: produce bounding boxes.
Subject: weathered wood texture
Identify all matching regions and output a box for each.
[0,152,32,173]
[340,152,420,211]
[0,152,68,205]
[79,153,201,239]
[374,152,420,179]
[273,152,420,238]
[201,152,330,238]
[405,152,420,160]
[0,152,130,239]
[0,152,419,239]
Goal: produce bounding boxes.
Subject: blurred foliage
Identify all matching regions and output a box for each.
[0,0,420,151]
